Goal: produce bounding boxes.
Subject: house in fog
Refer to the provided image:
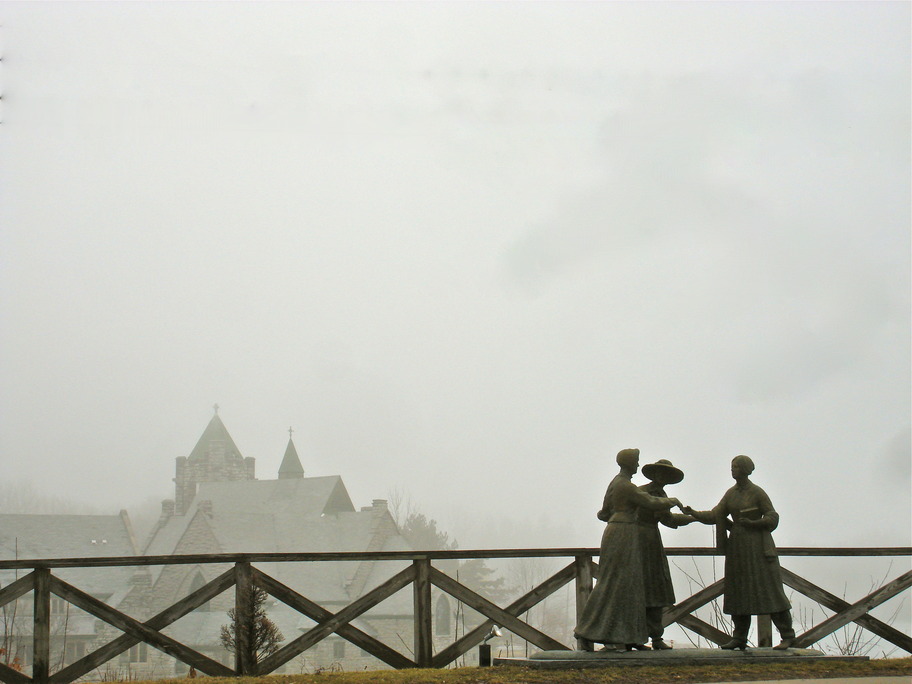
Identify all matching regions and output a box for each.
[0,513,139,673]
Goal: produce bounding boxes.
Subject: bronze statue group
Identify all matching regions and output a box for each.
[574,448,796,652]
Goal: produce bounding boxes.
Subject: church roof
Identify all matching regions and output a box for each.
[196,476,355,521]
[188,412,243,462]
[143,477,355,581]
[278,437,304,478]
[140,477,410,613]
[0,513,138,599]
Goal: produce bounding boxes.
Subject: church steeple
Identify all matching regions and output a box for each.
[278,427,305,479]
[174,405,256,514]
[188,407,243,463]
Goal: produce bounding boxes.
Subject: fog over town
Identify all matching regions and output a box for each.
[1,0,909,566]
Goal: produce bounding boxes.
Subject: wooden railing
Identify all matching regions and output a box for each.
[0,547,909,683]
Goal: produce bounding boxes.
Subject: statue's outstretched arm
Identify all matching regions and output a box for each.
[661,512,696,528]
[682,507,715,524]
[683,500,726,526]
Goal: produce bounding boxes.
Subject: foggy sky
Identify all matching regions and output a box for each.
[1,2,909,551]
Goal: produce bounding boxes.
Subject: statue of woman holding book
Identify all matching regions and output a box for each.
[684,455,796,650]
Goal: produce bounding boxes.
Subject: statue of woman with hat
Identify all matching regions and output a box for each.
[684,455,795,650]
[638,459,694,650]
[575,448,684,651]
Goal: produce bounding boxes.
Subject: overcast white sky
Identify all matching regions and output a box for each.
[1,2,909,552]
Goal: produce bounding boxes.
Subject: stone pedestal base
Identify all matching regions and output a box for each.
[493,647,864,669]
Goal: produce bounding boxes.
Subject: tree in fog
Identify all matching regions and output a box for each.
[388,487,508,598]
[400,512,456,551]
[457,558,510,603]
[219,587,284,663]
[0,481,97,514]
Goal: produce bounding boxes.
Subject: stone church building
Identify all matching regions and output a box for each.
[117,408,456,676]
[2,408,460,679]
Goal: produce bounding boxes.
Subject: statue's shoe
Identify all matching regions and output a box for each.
[625,643,650,651]
[599,645,627,653]
[773,638,795,650]
[651,639,672,650]
[720,639,747,650]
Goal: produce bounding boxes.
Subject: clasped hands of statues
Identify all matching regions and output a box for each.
[597,499,690,523]
[679,505,771,530]
[594,500,773,531]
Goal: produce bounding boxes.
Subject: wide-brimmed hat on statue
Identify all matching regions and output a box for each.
[642,459,684,484]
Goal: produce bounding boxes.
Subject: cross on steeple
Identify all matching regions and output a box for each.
[279,426,304,479]
[213,403,220,415]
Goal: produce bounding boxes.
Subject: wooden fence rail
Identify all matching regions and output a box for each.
[0,547,909,683]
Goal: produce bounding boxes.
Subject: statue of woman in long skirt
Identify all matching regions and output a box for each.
[575,448,683,650]
[685,455,796,650]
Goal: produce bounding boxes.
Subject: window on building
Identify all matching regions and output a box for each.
[66,641,86,662]
[189,571,210,612]
[435,594,451,636]
[50,596,67,615]
[332,640,345,660]
[119,643,148,664]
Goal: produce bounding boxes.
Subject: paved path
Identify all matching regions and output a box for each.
[696,679,910,684]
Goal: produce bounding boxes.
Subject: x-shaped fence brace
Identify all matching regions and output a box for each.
[0,559,576,681]
[0,556,909,683]
[253,559,573,673]
[0,568,238,684]
[656,566,912,652]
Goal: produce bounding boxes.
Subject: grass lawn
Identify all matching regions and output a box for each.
[128,657,912,684]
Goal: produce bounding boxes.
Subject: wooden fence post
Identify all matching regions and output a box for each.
[234,561,256,676]
[573,554,593,651]
[32,568,51,684]
[413,559,432,667]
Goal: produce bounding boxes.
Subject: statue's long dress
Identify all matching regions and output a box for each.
[637,484,683,609]
[575,475,674,645]
[714,482,791,616]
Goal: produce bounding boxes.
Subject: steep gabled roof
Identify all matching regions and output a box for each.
[278,438,304,479]
[143,477,357,563]
[195,476,355,521]
[0,513,137,559]
[142,478,410,605]
[142,509,195,557]
[188,413,243,461]
[0,513,137,599]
